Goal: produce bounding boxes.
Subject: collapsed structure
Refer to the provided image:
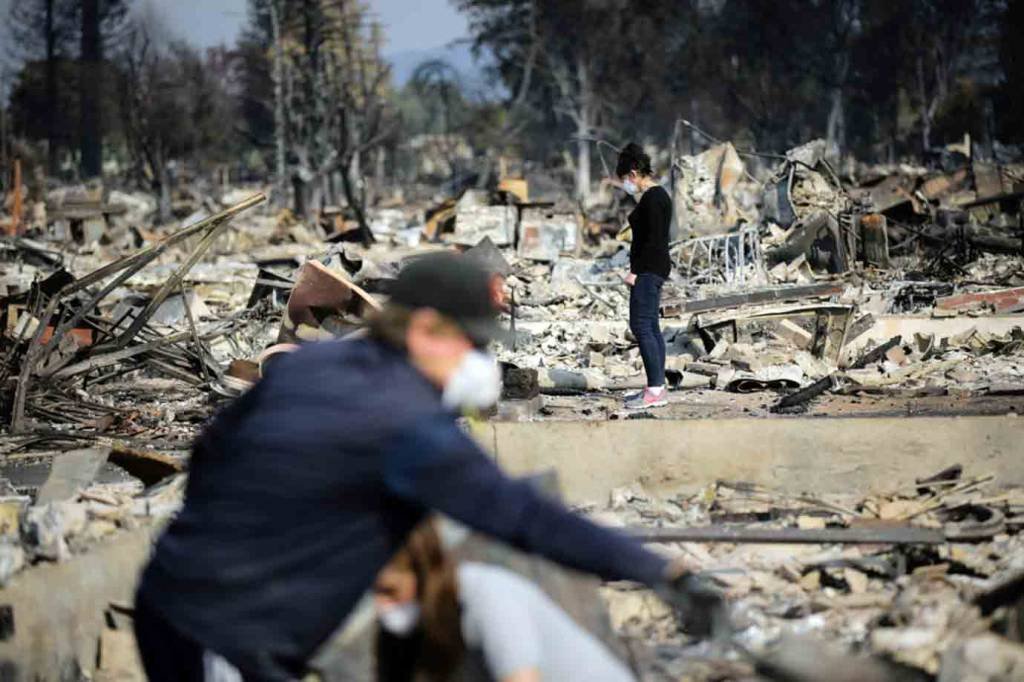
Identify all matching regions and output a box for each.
[0,138,1021,680]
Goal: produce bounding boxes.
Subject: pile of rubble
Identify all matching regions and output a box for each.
[587,466,1024,681]
[0,188,297,586]
[0,138,1018,498]
[5,137,1021,424]
[0,134,1022,678]
[485,137,1024,416]
[0,445,184,586]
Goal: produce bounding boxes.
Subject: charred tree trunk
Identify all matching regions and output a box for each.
[690,98,700,154]
[155,157,172,225]
[372,146,386,205]
[269,0,287,208]
[309,177,324,216]
[340,155,374,246]
[917,55,932,153]
[290,0,324,219]
[79,0,102,178]
[292,174,308,217]
[916,53,946,154]
[826,86,846,159]
[576,126,591,204]
[574,56,593,204]
[44,0,59,176]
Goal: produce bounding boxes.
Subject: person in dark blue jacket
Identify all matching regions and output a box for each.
[134,253,698,681]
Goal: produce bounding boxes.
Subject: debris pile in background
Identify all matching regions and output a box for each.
[1,135,1022,433]
[486,139,1024,420]
[0,135,1021,680]
[0,194,272,441]
[671,142,759,238]
[5,140,1021,427]
[586,466,1024,682]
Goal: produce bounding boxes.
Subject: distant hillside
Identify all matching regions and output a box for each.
[386,41,491,91]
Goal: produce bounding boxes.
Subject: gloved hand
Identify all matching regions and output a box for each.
[656,571,730,640]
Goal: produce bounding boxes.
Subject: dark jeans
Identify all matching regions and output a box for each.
[134,594,298,682]
[629,273,666,387]
[134,594,207,681]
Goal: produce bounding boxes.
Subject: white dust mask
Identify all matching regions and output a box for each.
[378,602,421,636]
[442,349,501,411]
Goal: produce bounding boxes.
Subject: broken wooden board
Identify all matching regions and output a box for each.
[108,444,185,487]
[423,199,456,241]
[36,448,111,505]
[771,318,814,350]
[863,174,914,213]
[919,167,969,201]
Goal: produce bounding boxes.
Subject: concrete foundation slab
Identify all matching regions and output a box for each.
[480,415,1024,504]
[0,525,156,681]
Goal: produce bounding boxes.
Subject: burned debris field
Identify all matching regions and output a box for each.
[0,0,1023,681]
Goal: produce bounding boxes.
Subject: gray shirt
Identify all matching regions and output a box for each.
[457,563,636,682]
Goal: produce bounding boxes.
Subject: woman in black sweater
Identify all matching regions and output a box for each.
[617,143,672,409]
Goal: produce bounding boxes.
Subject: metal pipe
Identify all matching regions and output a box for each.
[629,525,945,545]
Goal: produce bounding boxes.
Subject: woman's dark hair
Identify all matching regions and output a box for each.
[615,142,653,178]
[375,520,464,682]
[366,304,413,351]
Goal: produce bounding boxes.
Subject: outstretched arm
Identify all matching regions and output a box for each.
[382,417,670,586]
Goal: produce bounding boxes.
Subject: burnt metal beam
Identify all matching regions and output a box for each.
[665,282,844,316]
[63,193,266,296]
[771,374,838,413]
[42,193,266,367]
[850,335,901,369]
[629,525,945,545]
[974,570,1024,616]
[46,331,192,379]
[111,195,266,350]
[9,194,266,431]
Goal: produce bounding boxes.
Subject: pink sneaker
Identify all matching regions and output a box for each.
[625,387,668,409]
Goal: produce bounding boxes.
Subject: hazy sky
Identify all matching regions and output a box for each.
[153,0,249,49]
[148,0,469,54]
[0,0,470,57]
[367,0,470,54]
[0,0,472,101]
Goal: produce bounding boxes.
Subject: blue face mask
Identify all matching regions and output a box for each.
[622,178,639,195]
